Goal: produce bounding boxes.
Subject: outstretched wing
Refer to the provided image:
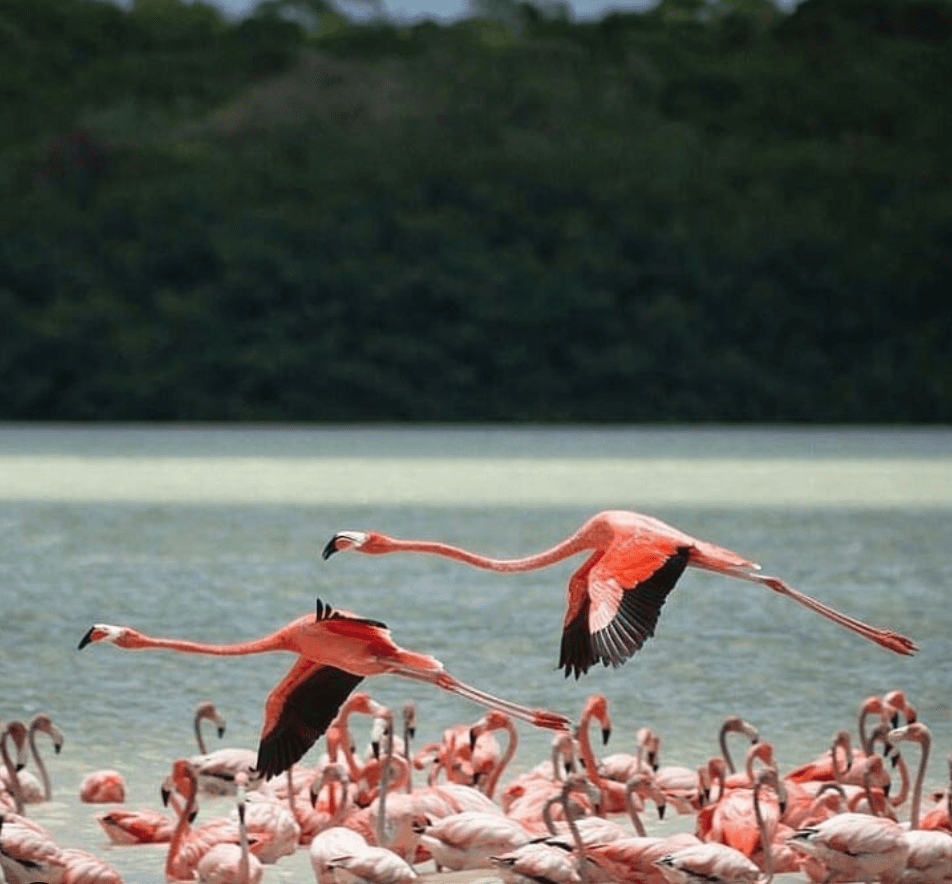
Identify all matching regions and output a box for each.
[256,661,364,779]
[559,547,690,679]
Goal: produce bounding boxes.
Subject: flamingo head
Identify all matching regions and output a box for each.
[77,623,134,649]
[322,531,369,558]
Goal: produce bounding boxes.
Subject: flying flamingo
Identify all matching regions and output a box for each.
[323,510,917,678]
[78,597,570,780]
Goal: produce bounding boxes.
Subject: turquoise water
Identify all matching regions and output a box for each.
[2,424,950,881]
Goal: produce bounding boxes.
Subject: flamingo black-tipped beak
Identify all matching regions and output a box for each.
[217,726,226,739]
[601,727,611,747]
[322,537,339,560]
[657,802,666,819]
[77,627,96,650]
[469,728,479,751]
[161,786,172,807]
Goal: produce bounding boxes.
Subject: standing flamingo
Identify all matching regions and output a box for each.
[786,809,909,883]
[189,702,261,798]
[0,811,65,884]
[414,811,533,871]
[881,722,952,884]
[0,722,28,815]
[323,510,916,677]
[653,840,765,884]
[196,772,264,884]
[79,597,570,780]
[163,759,262,881]
[23,714,64,804]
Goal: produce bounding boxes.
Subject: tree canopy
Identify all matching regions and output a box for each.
[1,0,950,421]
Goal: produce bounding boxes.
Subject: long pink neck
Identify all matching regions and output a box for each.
[381,529,591,573]
[0,726,24,814]
[908,735,929,829]
[125,628,291,657]
[166,773,198,881]
[482,724,517,799]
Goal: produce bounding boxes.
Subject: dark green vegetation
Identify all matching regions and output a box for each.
[2,0,950,421]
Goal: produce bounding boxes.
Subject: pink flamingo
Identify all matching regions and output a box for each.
[575,694,631,815]
[585,831,703,884]
[881,722,952,884]
[0,721,28,815]
[189,702,260,798]
[467,709,517,796]
[79,768,126,804]
[415,811,533,871]
[4,714,64,806]
[325,841,418,884]
[309,823,370,884]
[297,763,351,844]
[79,597,570,780]
[323,509,917,678]
[921,754,952,834]
[653,840,765,884]
[163,759,261,881]
[499,731,577,818]
[717,716,761,775]
[59,847,123,884]
[787,809,909,883]
[492,775,593,884]
[97,788,190,844]
[0,811,65,884]
[599,725,660,783]
[195,772,264,884]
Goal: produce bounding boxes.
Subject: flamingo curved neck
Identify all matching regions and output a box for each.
[0,729,24,815]
[481,723,517,799]
[28,727,52,801]
[166,773,198,881]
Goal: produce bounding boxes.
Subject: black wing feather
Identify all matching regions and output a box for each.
[256,664,364,780]
[559,548,690,679]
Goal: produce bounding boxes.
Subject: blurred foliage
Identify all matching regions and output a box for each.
[1,0,950,421]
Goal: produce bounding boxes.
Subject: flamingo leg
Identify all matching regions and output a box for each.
[746,572,917,656]
[385,663,571,732]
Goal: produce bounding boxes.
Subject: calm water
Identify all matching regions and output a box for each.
[2,424,951,882]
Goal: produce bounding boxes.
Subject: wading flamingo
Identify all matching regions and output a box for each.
[0,811,65,884]
[786,809,909,883]
[189,702,261,798]
[196,772,264,884]
[24,714,64,804]
[881,722,952,884]
[79,768,126,804]
[323,510,917,678]
[79,598,570,781]
[0,722,28,815]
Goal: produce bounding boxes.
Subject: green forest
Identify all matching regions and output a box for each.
[1,0,950,422]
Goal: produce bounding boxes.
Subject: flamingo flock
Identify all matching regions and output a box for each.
[2,688,951,883]
[2,508,932,882]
